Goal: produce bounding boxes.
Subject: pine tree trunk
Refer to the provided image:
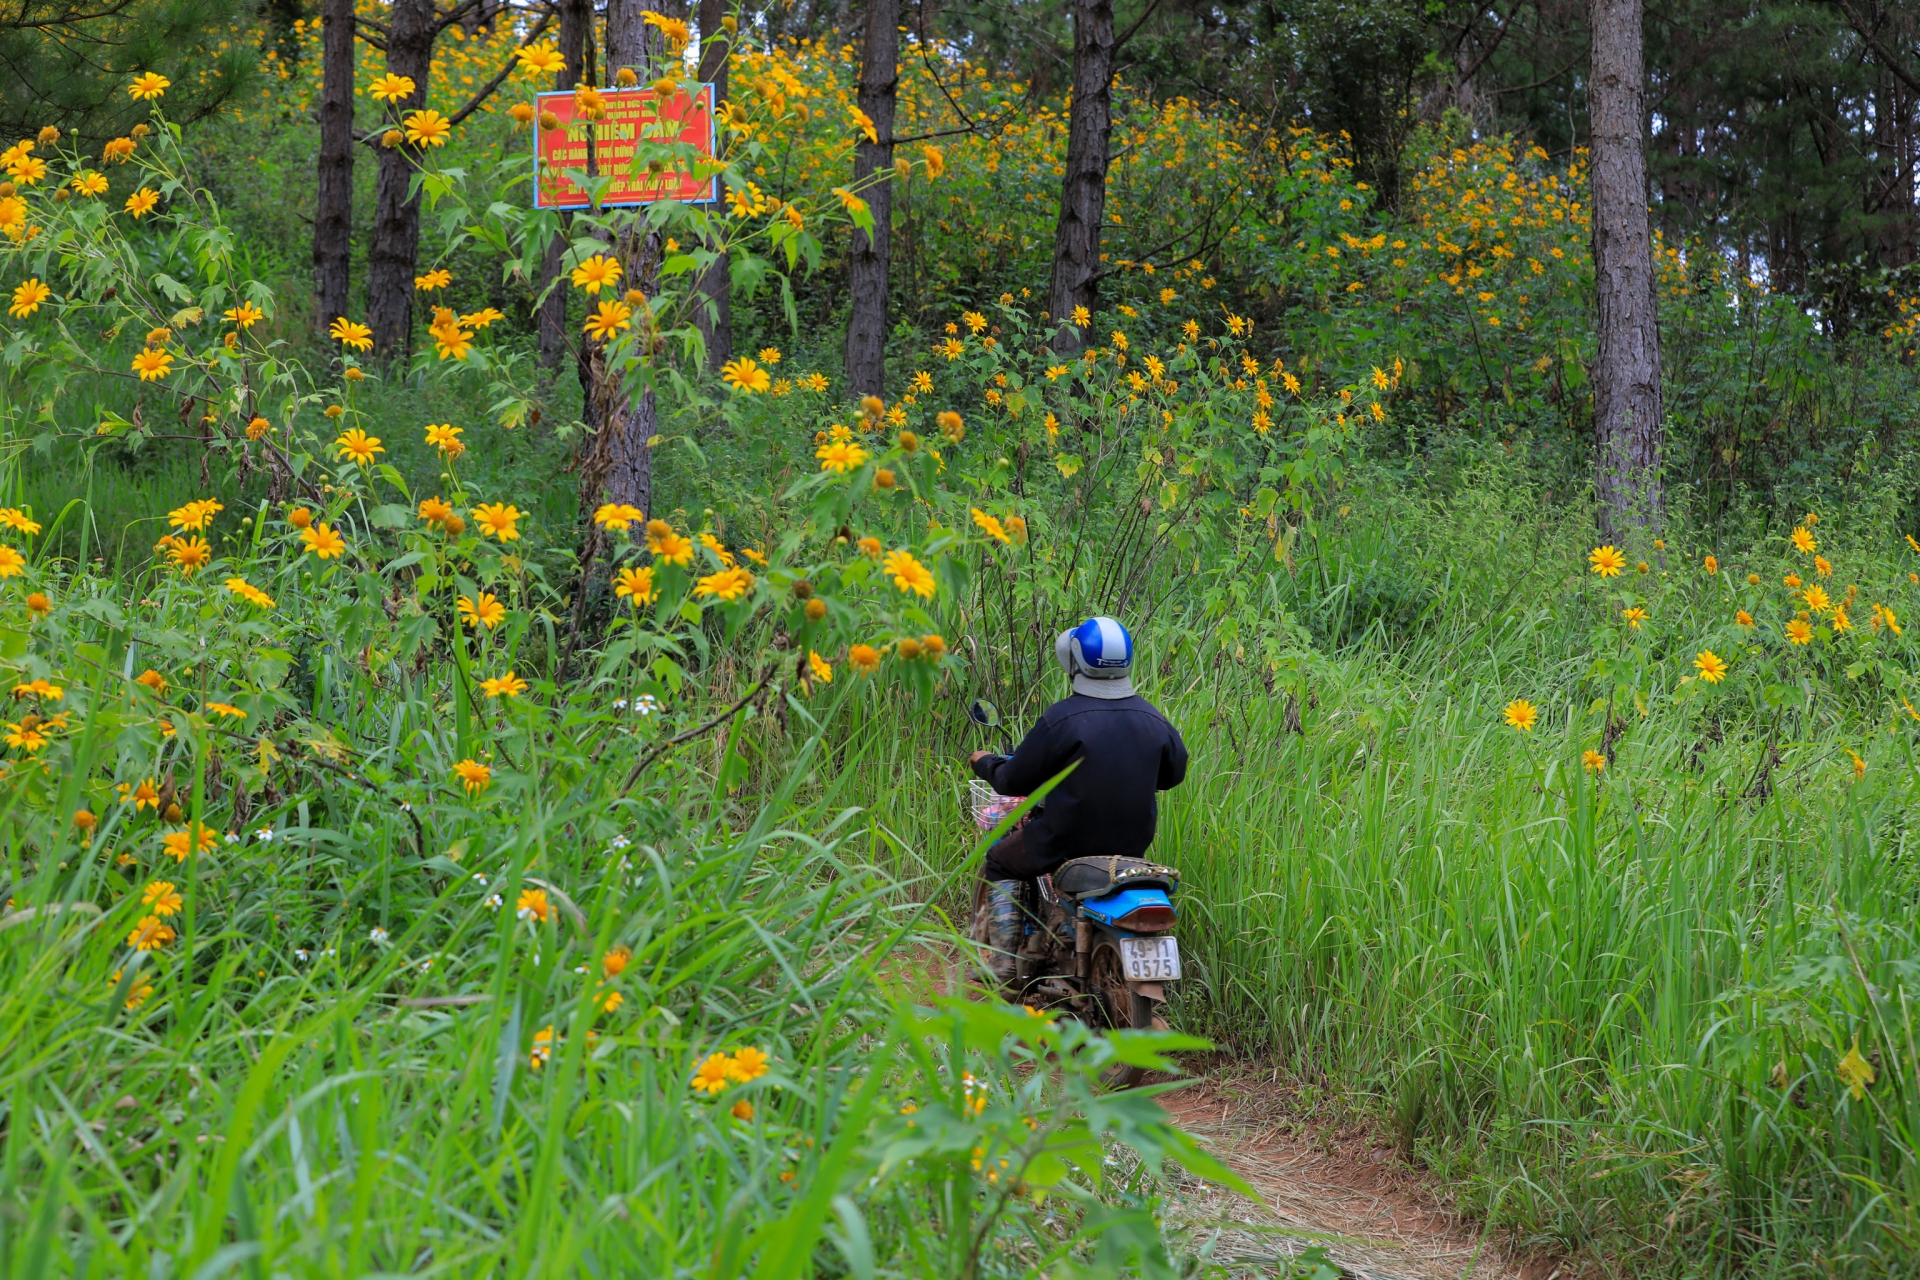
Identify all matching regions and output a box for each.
[312,0,354,341]
[571,0,680,646]
[843,0,898,396]
[366,0,436,360]
[1045,0,1115,354]
[539,0,593,371]
[1587,0,1663,542]
[694,0,732,372]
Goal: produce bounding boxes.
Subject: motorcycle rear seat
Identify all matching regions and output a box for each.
[1051,855,1179,900]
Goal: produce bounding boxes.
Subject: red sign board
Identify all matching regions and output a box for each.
[533,83,718,209]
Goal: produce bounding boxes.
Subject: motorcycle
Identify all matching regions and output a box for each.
[961,698,1183,1087]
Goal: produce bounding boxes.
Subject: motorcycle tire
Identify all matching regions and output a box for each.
[1088,939,1153,1090]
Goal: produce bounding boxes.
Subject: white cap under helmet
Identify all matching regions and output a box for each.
[1055,616,1135,699]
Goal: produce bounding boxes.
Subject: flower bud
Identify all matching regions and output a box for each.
[616,68,638,87]
[897,430,919,453]
[37,126,59,145]
[897,638,922,660]
[288,506,313,529]
[538,110,561,131]
[874,468,896,490]
[130,123,149,139]
[442,513,465,536]
[804,598,826,621]
[382,129,404,148]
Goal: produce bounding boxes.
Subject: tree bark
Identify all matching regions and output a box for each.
[312,0,355,341]
[842,0,898,396]
[1587,0,1663,540]
[571,0,681,645]
[1045,0,1116,354]
[539,0,593,371]
[366,0,437,360]
[694,0,732,371]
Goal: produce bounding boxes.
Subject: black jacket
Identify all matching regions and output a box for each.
[971,693,1188,868]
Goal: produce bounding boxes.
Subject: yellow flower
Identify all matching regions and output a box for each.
[10,678,59,699]
[9,278,49,318]
[516,887,551,921]
[166,498,221,531]
[223,301,264,328]
[1814,555,1832,578]
[414,268,452,291]
[731,1099,754,1120]
[431,320,473,361]
[1581,749,1606,772]
[141,880,183,916]
[882,549,935,599]
[481,671,529,698]
[1621,607,1647,630]
[471,503,521,541]
[128,777,161,808]
[128,915,176,950]
[3,719,47,750]
[1832,605,1853,633]
[758,346,782,365]
[727,1046,770,1081]
[453,759,491,795]
[614,565,657,605]
[529,1025,554,1068]
[457,592,507,630]
[832,186,868,217]
[1502,699,1537,732]
[369,72,416,103]
[692,1052,734,1094]
[807,650,832,684]
[816,439,869,473]
[571,254,623,294]
[698,532,735,566]
[423,423,465,458]
[583,301,632,341]
[574,83,607,119]
[23,592,48,617]
[167,536,211,574]
[1703,554,1718,574]
[921,144,946,177]
[1803,584,1832,614]
[71,171,108,197]
[849,644,880,675]
[206,702,244,719]
[301,523,346,559]
[645,520,694,565]
[721,357,771,393]
[1791,526,1816,554]
[1838,1037,1876,1101]
[329,317,373,351]
[971,508,1010,544]
[124,187,159,218]
[693,567,755,602]
[131,348,172,381]
[334,428,384,465]
[593,502,644,531]
[223,577,275,609]
[1693,649,1728,683]
[1785,617,1813,645]
[1588,545,1625,577]
[1735,609,1754,628]
[162,824,218,861]
[1850,749,1866,779]
[515,42,567,74]
[101,136,135,163]
[128,71,171,101]
[0,545,22,578]
[403,109,452,146]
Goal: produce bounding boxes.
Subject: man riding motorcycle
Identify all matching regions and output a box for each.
[968,616,1188,982]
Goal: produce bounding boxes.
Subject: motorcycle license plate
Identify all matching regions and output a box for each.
[1120,936,1180,981]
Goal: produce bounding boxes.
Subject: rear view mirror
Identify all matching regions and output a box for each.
[968,698,1000,728]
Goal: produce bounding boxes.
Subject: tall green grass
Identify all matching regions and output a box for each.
[849,464,1920,1275]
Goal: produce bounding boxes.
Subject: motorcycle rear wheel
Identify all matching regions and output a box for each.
[1088,939,1152,1089]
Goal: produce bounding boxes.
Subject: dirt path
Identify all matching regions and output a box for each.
[1150,1064,1547,1280]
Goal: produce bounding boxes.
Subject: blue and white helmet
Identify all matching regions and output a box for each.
[1055,616,1135,699]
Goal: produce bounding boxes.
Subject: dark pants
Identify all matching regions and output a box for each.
[983,823,1058,881]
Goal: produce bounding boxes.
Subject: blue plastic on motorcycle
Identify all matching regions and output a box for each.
[1079,885,1176,929]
